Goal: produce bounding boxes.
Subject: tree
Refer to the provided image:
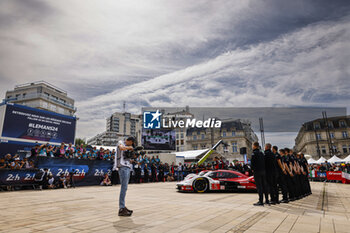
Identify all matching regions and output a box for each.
[75,138,86,147]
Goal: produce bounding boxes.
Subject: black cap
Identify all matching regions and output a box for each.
[126,137,135,143]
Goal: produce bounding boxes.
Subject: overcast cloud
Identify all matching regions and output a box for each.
[0,0,349,145]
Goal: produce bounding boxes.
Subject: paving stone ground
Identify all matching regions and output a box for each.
[1,181,349,232]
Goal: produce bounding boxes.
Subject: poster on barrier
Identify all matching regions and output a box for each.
[0,169,37,186]
[35,157,113,186]
[326,171,342,181]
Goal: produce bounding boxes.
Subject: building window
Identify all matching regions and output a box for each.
[222,131,226,137]
[197,131,200,135]
[321,146,326,154]
[328,121,333,128]
[342,131,348,139]
[223,145,228,153]
[22,93,26,98]
[181,140,184,145]
[193,145,198,150]
[232,131,236,136]
[332,145,337,153]
[193,135,197,140]
[181,133,184,139]
[314,122,320,129]
[176,134,179,139]
[316,133,321,140]
[201,144,206,149]
[201,134,205,140]
[232,142,238,153]
[7,95,12,99]
[340,121,346,127]
[343,145,348,154]
[330,133,335,139]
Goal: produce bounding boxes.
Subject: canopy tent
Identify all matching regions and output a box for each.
[307,158,317,164]
[327,155,343,164]
[316,157,327,164]
[304,154,312,160]
[343,154,350,163]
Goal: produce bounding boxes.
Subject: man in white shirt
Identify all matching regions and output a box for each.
[113,137,135,217]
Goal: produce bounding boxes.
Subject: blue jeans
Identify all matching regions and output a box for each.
[118,166,131,209]
[178,172,183,181]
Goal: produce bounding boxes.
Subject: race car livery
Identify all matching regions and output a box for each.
[176,169,256,192]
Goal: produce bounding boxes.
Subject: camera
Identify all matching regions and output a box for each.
[124,146,145,159]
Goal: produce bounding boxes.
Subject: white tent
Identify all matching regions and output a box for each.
[316,157,327,164]
[343,154,350,163]
[307,158,317,164]
[327,155,343,164]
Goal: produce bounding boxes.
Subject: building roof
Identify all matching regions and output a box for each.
[301,115,350,131]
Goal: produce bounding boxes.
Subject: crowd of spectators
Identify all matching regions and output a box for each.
[309,162,350,173]
[0,154,35,169]
[31,143,116,161]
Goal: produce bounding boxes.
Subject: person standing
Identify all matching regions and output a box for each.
[264,143,278,205]
[177,163,183,181]
[158,162,164,182]
[274,147,288,203]
[281,148,296,201]
[251,142,269,206]
[114,137,135,217]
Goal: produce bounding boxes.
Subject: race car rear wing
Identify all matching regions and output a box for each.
[197,139,223,165]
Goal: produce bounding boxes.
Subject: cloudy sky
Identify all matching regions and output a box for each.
[0,0,349,147]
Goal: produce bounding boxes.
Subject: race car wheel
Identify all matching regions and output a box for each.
[193,178,208,193]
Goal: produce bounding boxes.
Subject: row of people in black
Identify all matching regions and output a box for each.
[251,142,311,206]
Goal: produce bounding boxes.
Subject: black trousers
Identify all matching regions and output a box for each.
[254,174,268,203]
[294,175,302,197]
[285,174,295,199]
[278,173,289,200]
[111,170,119,185]
[303,174,311,194]
[266,173,278,202]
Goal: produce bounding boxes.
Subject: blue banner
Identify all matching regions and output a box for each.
[0,157,114,186]
[1,103,76,143]
[0,169,37,185]
[36,157,113,186]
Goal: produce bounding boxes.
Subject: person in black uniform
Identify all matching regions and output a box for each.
[143,164,149,183]
[288,149,302,199]
[297,153,312,196]
[134,162,142,183]
[158,162,165,182]
[251,142,269,206]
[264,143,278,205]
[151,163,157,182]
[273,146,288,203]
[281,149,295,201]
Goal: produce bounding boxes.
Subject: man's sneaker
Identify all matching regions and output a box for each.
[125,207,133,214]
[118,208,132,217]
[253,202,264,206]
[281,199,289,203]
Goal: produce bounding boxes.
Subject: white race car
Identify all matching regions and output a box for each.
[176,170,256,193]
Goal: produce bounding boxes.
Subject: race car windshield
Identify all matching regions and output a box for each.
[203,171,213,177]
[198,171,208,176]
